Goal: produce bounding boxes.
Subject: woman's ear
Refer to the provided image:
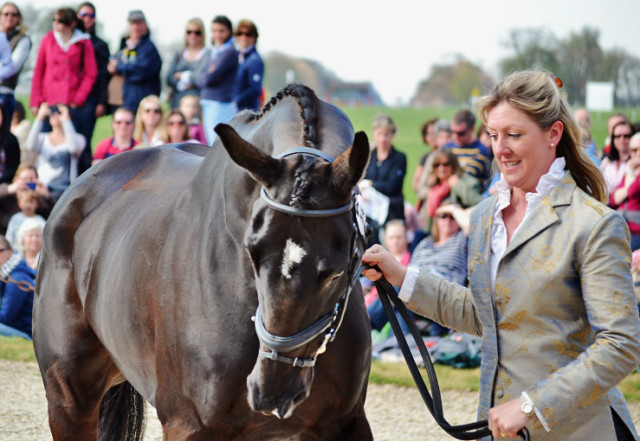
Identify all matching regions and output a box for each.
[549,120,564,148]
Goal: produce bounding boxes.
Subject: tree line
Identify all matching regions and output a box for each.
[411,26,640,108]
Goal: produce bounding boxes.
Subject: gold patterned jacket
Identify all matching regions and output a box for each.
[405,172,640,440]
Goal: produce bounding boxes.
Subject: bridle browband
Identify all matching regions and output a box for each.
[253,147,367,368]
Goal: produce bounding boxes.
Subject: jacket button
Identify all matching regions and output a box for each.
[496,390,504,399]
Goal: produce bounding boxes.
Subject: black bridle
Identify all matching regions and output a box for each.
[372,272,530,441]
[253,147,367,368]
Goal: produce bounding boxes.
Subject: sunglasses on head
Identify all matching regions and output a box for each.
[144,108,162,114]
[613,133,632,140]
[79,11,95,18]
[186,29,202,36]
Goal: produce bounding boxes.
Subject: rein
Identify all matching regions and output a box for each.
[253,147,367,369]
[371,269,530,441]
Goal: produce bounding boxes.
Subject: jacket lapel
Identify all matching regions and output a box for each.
[503,172,574,258]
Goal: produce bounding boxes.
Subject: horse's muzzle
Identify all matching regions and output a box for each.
[246,357,313,419]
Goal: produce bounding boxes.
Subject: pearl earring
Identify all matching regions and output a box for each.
[550,143,555,147]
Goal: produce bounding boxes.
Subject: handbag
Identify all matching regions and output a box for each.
[107,74,124,106]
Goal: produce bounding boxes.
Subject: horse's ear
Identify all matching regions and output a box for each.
[330,131,370,194]
[215,123,281,187]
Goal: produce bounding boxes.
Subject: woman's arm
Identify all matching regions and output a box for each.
[525,211,640,427]
[10,35,30,74]
[25,118,44,154]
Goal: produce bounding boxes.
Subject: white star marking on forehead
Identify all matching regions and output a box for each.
[281,238,307,280]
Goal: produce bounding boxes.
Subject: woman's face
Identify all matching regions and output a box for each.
[141,103,162,129]
[211,23,230,46]
[235,28,255,50]
[373,127,394,151]
[179,98,199,121]
[383,224,407,257]
[436,212,460,241]
[612,123,633,158]
[487,101,560,194]
[167,114,186,142]
[185,23,203,47]
[0,4,19,32]
[23,228,43,255]
[432,155,453,181]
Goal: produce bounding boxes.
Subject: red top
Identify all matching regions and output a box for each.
[29,31,97,108]
[93,137,140,161]
[609,176,640,235]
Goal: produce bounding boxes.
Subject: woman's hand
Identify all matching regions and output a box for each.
[107,58,118,74]
[361,244,407,287]
[488,398,531,439]
[36,103,50,121]
[58,104,71,121]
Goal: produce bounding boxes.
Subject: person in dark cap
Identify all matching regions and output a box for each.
[107,10,162,114]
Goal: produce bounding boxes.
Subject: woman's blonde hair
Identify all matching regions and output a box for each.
[183,17,205,50]
[133,95,167,144]
[477,70,607,203]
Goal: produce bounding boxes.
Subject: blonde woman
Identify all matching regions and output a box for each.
[363,70,639,440]
[133,95,167,147]
[166,17,209,109]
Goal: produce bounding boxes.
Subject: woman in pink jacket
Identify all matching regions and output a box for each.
[28,7,96,145]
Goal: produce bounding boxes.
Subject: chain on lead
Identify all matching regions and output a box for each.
[0,274,35,292]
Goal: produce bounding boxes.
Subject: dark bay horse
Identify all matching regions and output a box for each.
[33,84,374,440]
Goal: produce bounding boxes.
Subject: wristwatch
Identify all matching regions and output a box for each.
[520,396,536,419]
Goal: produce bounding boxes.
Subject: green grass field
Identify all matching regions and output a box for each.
[20,95,637,206]
[93,104,640,206]
[3,336,640,401]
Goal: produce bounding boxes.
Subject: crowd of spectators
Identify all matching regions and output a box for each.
[361,104,640,344]
[1,4,640,355]
[0,4,267,339]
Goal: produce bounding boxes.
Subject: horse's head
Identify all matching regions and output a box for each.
[215,121,369,420]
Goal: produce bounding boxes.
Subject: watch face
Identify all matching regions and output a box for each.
[523,403,533,414]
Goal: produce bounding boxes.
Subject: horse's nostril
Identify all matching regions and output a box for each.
[292,389,308,406]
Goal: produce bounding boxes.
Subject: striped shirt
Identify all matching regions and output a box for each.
[409,230,468,286]
[442,139,492,182]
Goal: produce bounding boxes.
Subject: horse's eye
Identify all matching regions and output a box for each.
[329,271,344,283]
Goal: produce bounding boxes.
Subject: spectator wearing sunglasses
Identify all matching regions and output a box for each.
[416,149,483,244]
[132,95,167,147]
[166,18,210,110]
[107,10,162,114]
[442,109,492,185]
[195,15,238,144]
[92,107,139,165]
[233,19,263,112]
[0,2,31,124]
[601,120,633,194]
[75,2,110,175]
[610,132,640,250]
[165,110,197,144]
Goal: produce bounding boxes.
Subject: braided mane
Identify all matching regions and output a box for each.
[251,83,319,148]
[249,84,323,209]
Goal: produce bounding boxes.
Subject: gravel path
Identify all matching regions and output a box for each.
[1,358,638,440]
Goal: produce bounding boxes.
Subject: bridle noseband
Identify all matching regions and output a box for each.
[253,147,367,368]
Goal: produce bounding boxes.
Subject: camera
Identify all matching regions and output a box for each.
[50,104,61,114]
